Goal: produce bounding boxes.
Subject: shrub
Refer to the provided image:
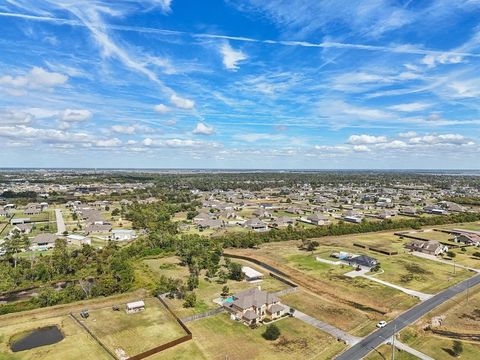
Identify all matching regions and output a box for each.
[263,324,281,341]
[183,292,196,308]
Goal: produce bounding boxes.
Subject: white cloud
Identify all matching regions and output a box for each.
[154,103,170,114]
[0,67,68,95]
[378,140,408,149]
[220,42,247,71]
[0,110,34,124]
[142,137,220,148]
[95,138,122,147]
[111,125,136,134]
[193,122,215,135]
[347,134,388,144]
[233,133,286,142]
[60,109,92,122]
[353,145,370,152]
[421,54,463,68]
[409,134,471,145]
[170,94,195,109]
[398,131,418,138]
[388,102,431,112]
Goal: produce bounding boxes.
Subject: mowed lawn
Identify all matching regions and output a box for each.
[280,290,378,337]
[400,327,480,360]
[365,344,418,360]
[0,315,110,360]
[186,313,347,360]
[82,297,186,358]
[285,252,419,315]
[313,245,472,294]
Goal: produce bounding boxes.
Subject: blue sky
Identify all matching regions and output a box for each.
[0,0,480,169]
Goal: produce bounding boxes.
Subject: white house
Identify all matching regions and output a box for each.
[110,229,137,241]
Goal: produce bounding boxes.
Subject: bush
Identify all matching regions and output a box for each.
[263,324,281,340]
[452,340,463,357]
[183,292,196,308]
[228,262,243,281]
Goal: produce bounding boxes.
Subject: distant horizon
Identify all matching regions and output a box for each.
[1,1,480,168]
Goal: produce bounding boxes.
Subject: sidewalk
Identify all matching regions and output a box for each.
[385,338,434,360]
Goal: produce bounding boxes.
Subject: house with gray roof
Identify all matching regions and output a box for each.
[223,287,285,326]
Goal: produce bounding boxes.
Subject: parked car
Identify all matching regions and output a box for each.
[376,320,387,328]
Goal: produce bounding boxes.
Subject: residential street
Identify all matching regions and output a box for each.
[55,208,66,235]
[336,273,480,360]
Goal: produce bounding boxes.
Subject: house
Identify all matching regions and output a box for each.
[196,219,224,230]
[348,255,379,269]
[377,210,396,219]
[11,218,31,225]
[223,287,285,326]
[306,214,330,226]
[110,229,137,241]
[31,233,57,251]
[242,266,263,282]
[244,218,269,232]
[405,240,447,256]
[67,234,91,246]
[454,233,480,246]
[271,216,295,227]
[24,206,41,215]
[252,209,272,219]
[400,207,417,216]
[423,206,448,215]
[14,223,33,234]
[85,223,112,234]
[125,300,145,313]
[285,207,304,215]
[0,208,8,217]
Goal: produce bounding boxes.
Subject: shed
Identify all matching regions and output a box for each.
[125,300,145,313]
[242,266,263,282]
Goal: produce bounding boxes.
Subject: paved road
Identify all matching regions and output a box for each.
[292,308,361,345]
[336,273,480,360]
[55,208,66,235]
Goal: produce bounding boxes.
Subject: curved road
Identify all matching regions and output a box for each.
[336,273,480,360]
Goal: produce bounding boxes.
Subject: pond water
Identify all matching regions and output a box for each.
[10,326,64,352]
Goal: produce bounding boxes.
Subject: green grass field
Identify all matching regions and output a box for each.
[82,297,186,358]
[0,315,110,360]
[184,313,347,360]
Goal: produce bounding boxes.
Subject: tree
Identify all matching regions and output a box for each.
[452,340,463,357]
[187,273,199,291]
[2,231,30,268]
[183,292,196,308]
[228,262,243,281]
[447,251,456,258]
[111,208,121,217]
[263,324,280,340]
[221,285,229,297]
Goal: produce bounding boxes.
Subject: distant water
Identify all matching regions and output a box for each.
[11,326,64,352]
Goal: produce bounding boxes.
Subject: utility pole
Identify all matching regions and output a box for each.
[391,325,396,360]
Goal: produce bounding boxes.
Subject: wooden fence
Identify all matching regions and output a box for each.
[353,243,398,256]
[181,306,224,323]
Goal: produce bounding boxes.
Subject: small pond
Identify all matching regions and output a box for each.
[10,326,64,352]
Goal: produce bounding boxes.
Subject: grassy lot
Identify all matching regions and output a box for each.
[137,256,288,318]
[314,244,471,294]
[148,340,208,360]
[400,327,480,360]
[405,229,454,242]
[280,290,378,337]
[439,246,480,269]
[82,297,186,358]
[185,313,347,360]
[365,344,419,360]
[0,315,110,360]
